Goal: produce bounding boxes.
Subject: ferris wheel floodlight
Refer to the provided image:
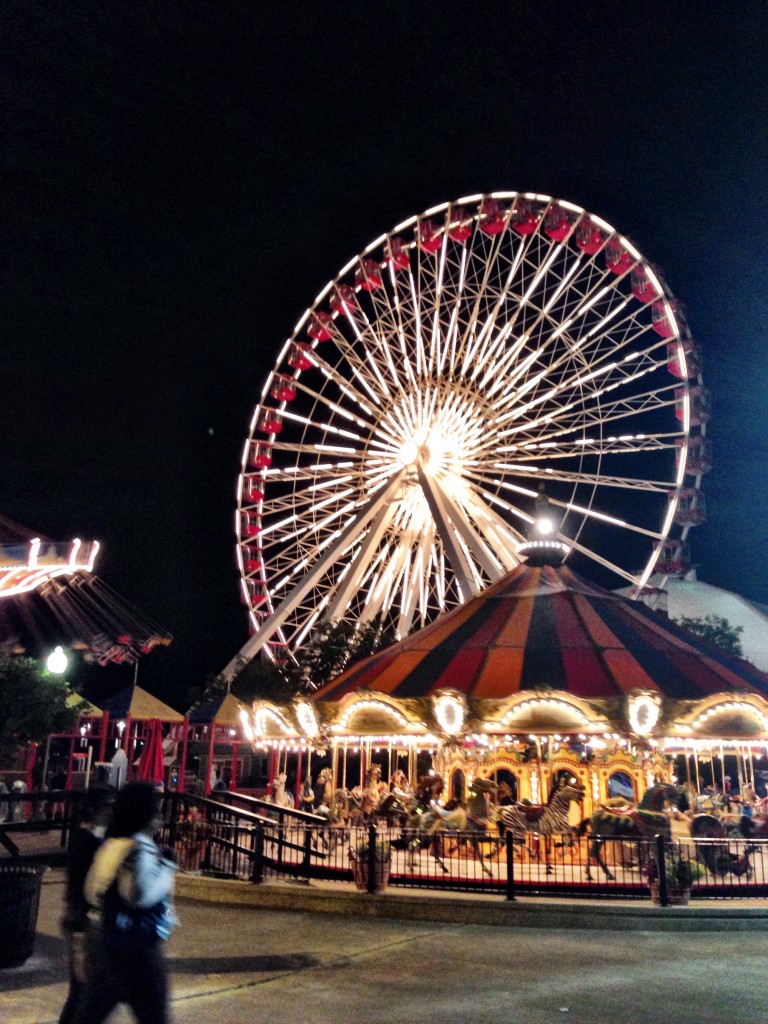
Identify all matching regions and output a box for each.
[231,191,707,670]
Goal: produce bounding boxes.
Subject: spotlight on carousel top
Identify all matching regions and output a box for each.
[516,486,570,567]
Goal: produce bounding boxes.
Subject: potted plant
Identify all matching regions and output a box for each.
[349,837,391,892]
[647,850,703,905]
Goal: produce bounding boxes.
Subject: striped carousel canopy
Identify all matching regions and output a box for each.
[311,565,768,703]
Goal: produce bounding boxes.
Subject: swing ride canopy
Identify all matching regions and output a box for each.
[0,516,172,665]
[241,563,768,750]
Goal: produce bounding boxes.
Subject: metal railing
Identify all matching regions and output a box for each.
[158,795,768,902]
[6,790,768,903]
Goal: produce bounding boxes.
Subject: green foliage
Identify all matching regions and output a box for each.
[648,851,704,888]
[193,616,397,711]
[294,617,396,691]
[673,614,744,656]
[351,838,391,862]
[0,656,80,766]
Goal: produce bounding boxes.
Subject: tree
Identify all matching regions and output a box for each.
[191,616,398,711]
[673,614,744,657]
[0,656,81,765]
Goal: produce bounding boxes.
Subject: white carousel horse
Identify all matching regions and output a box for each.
[266,772,295,810]
[431,778,499,878]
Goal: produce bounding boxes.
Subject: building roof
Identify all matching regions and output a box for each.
[312,564,768,703]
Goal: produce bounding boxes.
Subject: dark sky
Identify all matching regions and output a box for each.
[3,2,767,708]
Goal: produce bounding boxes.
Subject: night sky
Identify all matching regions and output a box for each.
[3,2,767,709]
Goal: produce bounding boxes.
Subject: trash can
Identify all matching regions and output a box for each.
[0,864,48,968]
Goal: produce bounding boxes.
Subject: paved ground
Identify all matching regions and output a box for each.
[2,872,767,1024]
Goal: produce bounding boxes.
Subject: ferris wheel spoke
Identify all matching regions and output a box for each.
[490,433,682,463]
[223,471,405,676]
[460,487,526,570]
[324,501,399,620]
[300,347,380,418]
[561,535,639,586]
[495,380,680,443]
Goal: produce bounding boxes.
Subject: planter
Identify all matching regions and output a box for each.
[351,859,391,893]
[649,882,691,906]
[0,864,48,968]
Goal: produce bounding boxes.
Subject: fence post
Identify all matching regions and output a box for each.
[251,822,264,884]
[302,826,313,880]
[167,791,178,850]
[505,831,516,901]
[367,822,377,894]
[655,833,668,907]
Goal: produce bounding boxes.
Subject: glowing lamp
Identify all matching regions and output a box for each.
[46,646,68,674]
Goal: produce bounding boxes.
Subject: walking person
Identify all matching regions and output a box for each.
[76,782,177,1024]
[59,787,115,1024]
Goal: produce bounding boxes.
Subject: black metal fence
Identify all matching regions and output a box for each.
[159,793,768,903]
[5,789,766,903]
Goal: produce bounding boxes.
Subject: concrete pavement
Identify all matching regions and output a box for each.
[2,871,767,1024]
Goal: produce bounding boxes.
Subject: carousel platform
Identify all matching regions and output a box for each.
[175,871,768,932]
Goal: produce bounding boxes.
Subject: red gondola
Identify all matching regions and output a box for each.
[330,284,356,314]
[655,539,691,576]
[676,436,713,476]
[479,198,506,235]
[652,300,678,338]
[258,410,283,434]
[511,202,540,235]
[355,259,383,291]
[544,207,573,241]
[576,219,605,254]
[307,311,334,341]
[243,547,263,574]
[385,236,410,271]
[270,375,296,402]
[250,442,272,468]
[675,385,711,426]
[288,343,313,370]
[604,239,634,275]
[631,268,660,303]
[666,338,702,379]
[243,482,265,503]
[242,514,261,538]
[672,488,706,527]
[447,207,472,241]
[418,219,443,252]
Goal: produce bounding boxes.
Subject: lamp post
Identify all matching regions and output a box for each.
[41,647,69,791]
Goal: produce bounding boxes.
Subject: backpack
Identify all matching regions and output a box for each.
[100,845,176,948]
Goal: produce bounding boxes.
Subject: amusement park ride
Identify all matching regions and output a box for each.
[222,192,768,831]
[0,517,171,664]
[225,191,708,679]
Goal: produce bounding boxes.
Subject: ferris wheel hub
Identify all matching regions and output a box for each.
[398,441,419,466]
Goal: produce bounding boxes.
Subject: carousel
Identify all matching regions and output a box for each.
[239,534,768,833]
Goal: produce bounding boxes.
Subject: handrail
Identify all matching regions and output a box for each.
[217,790,328,825]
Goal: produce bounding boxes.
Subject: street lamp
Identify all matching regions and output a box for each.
[46,646,68,674]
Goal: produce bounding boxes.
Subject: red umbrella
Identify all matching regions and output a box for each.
[138,718,165,785]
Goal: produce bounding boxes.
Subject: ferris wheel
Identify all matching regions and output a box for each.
[225,192,709,675]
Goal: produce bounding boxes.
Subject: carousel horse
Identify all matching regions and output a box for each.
[265,772,296,811]
[496,778,585,874]
[401,775,449,871]
[580,782,680,880]
[689,811,758,876]
[432,777,499,878]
